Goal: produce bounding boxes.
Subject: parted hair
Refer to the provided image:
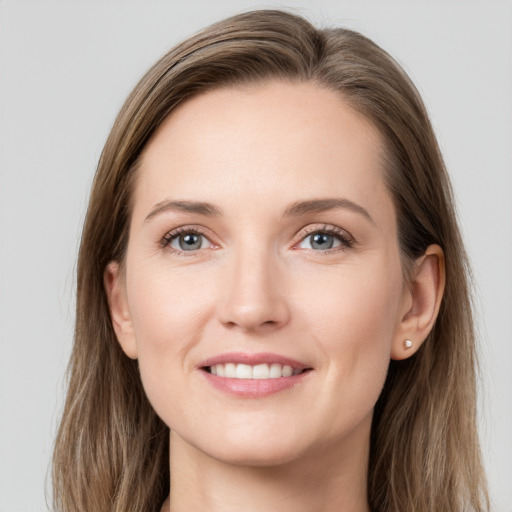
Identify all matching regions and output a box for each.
[52,9,488,512]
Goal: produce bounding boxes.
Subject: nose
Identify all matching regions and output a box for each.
[217,246,290,332]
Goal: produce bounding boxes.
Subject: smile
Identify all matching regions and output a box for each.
[206,363,305,379]
[199,353,313,398]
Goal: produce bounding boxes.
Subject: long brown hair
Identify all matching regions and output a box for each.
[52,9,488,512]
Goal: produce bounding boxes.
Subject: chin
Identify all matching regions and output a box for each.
[209,441,305,468]
[173,421,307,468]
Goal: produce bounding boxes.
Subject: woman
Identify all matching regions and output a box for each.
[52,9,489,512]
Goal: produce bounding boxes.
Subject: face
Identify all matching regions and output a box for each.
[109,82,411,466]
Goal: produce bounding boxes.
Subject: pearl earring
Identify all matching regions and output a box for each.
[404,339,413,350]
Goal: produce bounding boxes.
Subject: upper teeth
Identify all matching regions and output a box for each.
[209,363,301,379]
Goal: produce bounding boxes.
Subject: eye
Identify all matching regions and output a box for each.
[162,228,214,253]
[171,232,208,251]
[300,233,339,250]
[295,226,353,252]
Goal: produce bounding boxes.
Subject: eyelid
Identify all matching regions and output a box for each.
[160,223,354,255]
[292,224,355,251]
[161,225,218,254]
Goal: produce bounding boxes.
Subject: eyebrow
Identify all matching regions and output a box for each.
[144,200,222,222]
[284,198,374,224]
[144,197,374,224]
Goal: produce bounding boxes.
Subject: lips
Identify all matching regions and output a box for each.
[198,352,312,398]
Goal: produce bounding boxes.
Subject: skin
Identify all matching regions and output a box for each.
[105,81,445,512]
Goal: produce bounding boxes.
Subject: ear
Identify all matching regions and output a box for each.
[104,261,138,359]
[391,244,445,360]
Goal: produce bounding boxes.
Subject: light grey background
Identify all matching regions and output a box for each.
[0,1,511,511]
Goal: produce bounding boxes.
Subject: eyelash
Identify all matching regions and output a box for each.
[161,226,215,256]
[160,224,355,255]
[293,224,355,253]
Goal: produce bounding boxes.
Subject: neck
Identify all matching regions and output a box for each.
[163,428,371,512]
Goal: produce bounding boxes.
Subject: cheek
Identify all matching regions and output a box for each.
[128,260,216,348]
[300,259,401,349]
[298,261,402,414]
[125,262,218,419]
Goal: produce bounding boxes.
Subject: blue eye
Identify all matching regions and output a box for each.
[165,231,211,252]
[296,228,352,251]
[309,233,336,250]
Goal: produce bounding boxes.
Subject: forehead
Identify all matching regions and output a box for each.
[134,81,391,223]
